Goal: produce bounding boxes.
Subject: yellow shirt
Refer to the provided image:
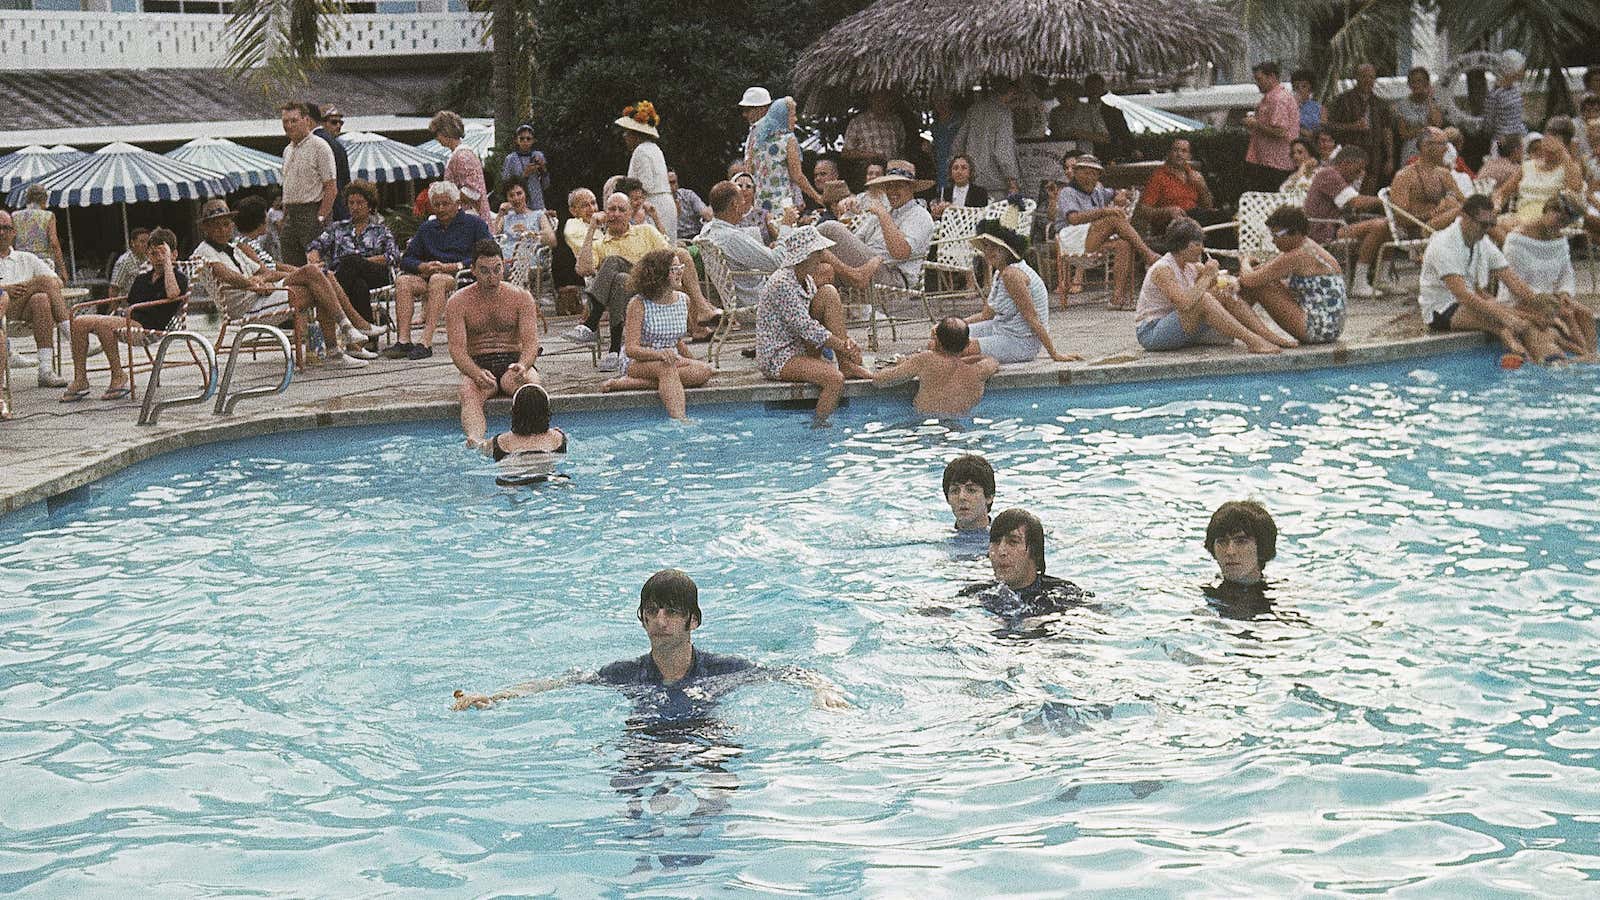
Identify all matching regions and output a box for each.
[574,223,669,270]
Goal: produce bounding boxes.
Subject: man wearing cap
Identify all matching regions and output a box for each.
[739,86,773,173]
[1054,154,1159,309]
[815,160,935,290]
[952,82,1021,196]
[278,101,338,267]
[500,124,550,211]
[314,104,351,222]
[756,226,870,426]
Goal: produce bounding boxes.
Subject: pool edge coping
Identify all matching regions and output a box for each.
[2,331,1486,516]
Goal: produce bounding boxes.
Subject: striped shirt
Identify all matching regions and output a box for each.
[1481,86,1527,150]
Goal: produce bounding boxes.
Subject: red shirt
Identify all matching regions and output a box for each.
[1140,165,1202,211]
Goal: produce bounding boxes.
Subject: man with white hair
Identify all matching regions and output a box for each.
[383,180,493,361]
[1481,50,1529,155]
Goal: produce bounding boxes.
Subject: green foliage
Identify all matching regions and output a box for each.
[530,0,873,198]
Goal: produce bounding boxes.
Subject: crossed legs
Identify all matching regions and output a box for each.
[62,314,128,398]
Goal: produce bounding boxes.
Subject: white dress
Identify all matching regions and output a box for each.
[628,141,678,235]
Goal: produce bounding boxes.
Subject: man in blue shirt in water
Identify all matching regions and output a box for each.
[452,569,849,714]
[961,508,1091,619]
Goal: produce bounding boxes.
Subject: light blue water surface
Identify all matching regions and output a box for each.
[3,349,1600,897]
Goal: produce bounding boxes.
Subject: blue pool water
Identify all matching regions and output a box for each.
[4,349,1600,895]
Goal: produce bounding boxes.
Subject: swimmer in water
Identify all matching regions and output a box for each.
[961,508,1091,618]
[483,383,566,486]
[452,569,850,713]
[942,453,995,533]
[1204,499,1276,586]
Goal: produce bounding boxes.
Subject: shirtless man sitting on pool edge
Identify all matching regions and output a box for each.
[446,239,541,450]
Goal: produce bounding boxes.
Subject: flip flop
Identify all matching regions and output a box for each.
[101,386,132,401]
[58,387,91,403]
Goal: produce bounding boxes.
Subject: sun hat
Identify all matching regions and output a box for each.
[1522,131,1543,153]
[1072,153,1105,171]
[865,159,935,192]
[774,225,835,268]
[321,106,344,121]
[1499,49,1526,76]
[968,217,1027,262]
[739,87,773,108]
[200,198,236,222]
[614,100,661,139]
[515,122,534,136]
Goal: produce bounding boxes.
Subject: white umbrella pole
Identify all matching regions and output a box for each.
[121,202,130,250]
[65,207,77,281]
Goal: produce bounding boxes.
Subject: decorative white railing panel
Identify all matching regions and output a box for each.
[1,11,487,70]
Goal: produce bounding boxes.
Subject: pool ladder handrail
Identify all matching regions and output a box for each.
[137,331,219,425]
[0,311,12,421]
[214,323,294,415]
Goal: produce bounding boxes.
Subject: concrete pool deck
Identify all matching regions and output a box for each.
[0,286,1549,514]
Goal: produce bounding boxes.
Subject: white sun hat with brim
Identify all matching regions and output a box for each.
[614,116,660,139]
[739,87,773,108]
[774,225,835,268]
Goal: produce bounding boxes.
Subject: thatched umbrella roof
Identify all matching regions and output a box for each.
[793,0,1244,109]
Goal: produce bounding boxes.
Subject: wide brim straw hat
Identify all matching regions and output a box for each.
[614,116,660,139]
[865,159,935,193]
[775,225,835,268]
[969,217,1027,262]
[200,198,236,222]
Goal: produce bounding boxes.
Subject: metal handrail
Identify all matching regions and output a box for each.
[0,312,12,421]
[137,331,218,426]
[214,323,293,415]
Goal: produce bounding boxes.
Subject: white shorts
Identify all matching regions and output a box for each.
[1056,223,1091,257]
[223,287,291,321]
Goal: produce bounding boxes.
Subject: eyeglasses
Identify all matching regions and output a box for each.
[1271,227,1291,237]
[669,262,686,272]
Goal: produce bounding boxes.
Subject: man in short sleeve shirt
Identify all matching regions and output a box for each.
[1418,195,1540,351]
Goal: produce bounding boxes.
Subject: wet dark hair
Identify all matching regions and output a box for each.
[638,568,702,627]
[616,176,645,196]
[510,383,551,435]
[471,238,502,262]
[1462,193,1495,218]
[934,316,969,354]
[628,248,677,299]
[990,508,1046,575]
[1162,216,1205,254]
[233,195,269,232]
[942,454,995,506]
[146,227,177,250]
[1264,204,1309,236]
[1204,500,1278,568]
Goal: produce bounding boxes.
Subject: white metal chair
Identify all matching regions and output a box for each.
[923,205,984,314]
[1374,187,1437,296]
[694,239,767,368]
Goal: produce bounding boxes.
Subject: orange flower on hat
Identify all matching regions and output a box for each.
[622,100,659,129]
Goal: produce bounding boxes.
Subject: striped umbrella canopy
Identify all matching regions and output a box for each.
[49,144,90,163]
[166,136,285,188]
[1102,93,1207,134]
[417,124,495,162]
[5,141,233,208]
[0,145,73,193]
[338,131,446,183]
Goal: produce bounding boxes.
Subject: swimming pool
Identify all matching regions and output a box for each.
[4,348,1599,895]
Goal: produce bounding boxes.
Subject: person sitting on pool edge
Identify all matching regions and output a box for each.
[961,508,1091,618]
[452,569,850,712]
[446,239,541,450]
[872,317,1000,416]
[1205,499,1277,586]
[943,453,996,533]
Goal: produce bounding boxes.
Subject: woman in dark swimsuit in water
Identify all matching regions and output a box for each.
[484,384,567,485]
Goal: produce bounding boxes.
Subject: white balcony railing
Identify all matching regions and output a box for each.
[0,10,488,71]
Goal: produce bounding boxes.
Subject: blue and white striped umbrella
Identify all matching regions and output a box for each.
[166,136,285,188]
[417,124,495,162]
[49,144,90,163]
[0,145,73,193]
[338,131,445,183]
[5,141,233,208]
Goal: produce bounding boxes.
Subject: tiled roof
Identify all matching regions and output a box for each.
[0,68,454,132]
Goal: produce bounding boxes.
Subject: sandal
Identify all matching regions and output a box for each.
[101,386,132,401]
[58,387,91,403]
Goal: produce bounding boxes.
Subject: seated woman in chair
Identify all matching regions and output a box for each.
[60,228,186,402]
[1134,218,1297,355]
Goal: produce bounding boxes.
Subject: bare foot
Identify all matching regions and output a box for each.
[842,362,874,380]
[1271,333,1299,348]
[841,256,882,289]
[599,378,621,393]
[1245,338,1281,354]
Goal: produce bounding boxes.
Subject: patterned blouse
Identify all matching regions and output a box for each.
[307,218,402,273]
[755,267,832,379]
